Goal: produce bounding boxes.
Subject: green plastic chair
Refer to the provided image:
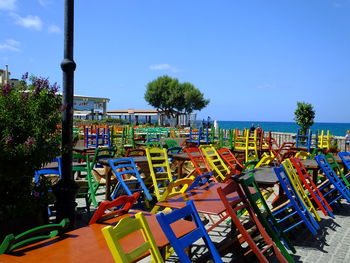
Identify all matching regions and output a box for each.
[73,153,101,210]
[238,175,296,263]
[164,139,179,148]
[325,153,350,188]
[0,218,69,254]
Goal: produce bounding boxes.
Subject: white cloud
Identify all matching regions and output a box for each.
[11,13,43,30]
[0,39,21,52]
[38,0,53,7]
[48,24,60,34]
[0,0,16,11]
[149,63,181,73]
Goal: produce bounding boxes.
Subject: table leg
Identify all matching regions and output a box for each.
[105,166,112,200]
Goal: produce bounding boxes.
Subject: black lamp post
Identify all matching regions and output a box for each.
[53,0,79,227]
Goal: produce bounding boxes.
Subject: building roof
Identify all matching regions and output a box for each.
[107,109,158,115]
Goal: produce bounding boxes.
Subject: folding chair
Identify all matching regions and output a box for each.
[89,193,139,224]
[0,219,69,254]
[145,147,174,201]
[200,145,231,182]
[238,175,296,262]
[109,158,152,203]
[102,212,164,263]
[156,200,223,263]
[217,180,288,263]
[290,157,334,218]
[315,154,350,204]
[282,159,320,221]
[273,167,320,235]
[217,147,244,174]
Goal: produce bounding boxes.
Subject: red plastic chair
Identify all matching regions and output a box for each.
[290,157,334,218]
[183,147,215,181]
[217,147,244,174]
[89,192,140,224]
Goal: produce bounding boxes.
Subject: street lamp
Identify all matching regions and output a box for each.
[53,0,79,226]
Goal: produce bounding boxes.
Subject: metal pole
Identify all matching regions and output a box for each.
[53,0,79,227]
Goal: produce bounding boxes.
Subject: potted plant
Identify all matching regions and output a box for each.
[0,74,62,240]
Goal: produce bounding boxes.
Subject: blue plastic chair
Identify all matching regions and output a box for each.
[315,154,350,204]
[85,127,111,148]
[34,158,62,216]
[189,127,209,145]
[186,172,213,192]
[338,151,350,173]
[156,200,223,263]
[109,158,153,203]
[273,166,320,235]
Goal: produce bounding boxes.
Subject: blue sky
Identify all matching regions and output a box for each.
[1,0,350,123]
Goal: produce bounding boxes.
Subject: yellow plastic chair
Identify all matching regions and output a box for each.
[295,151,311,160]
[151,176,195,213]
[200,145,230,182]
[245,129,259,162]
[145,147,174,201]
[101,212,164,263]
[282,159,321,222]
[318,130,331,149]
[255,152,274,168]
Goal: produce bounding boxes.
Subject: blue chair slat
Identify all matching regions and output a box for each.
[156,200,223,263]
[273,166,319,235]
[315,154,350,204]
[108,158,152,202]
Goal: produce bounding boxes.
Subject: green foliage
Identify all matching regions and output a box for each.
[0,74,62,221]
[294,102,315,134]
[144,75,209,119]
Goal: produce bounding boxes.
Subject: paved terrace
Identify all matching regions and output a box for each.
[74,195,350,262]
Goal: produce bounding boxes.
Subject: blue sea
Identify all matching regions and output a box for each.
[209,121,350,137]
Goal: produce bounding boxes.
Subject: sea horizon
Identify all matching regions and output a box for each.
[205,120,350,137]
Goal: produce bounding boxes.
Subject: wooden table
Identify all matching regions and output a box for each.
[168,152,190,178]
[243,167,279,186]
[0,210,195,263]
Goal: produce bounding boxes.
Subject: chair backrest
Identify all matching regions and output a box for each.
[156,200,223,263]
[255,152,274,168]
[34,157,62,184]
[325,153,350,187]
[186,172,213,191]
[92,147,117,168]
[217,147,244,174]
[282,159,320,221]
[151,177,195,213]
[89,193,139,224]
[145,147,174,200]
[125,148,146,157]
[314,154,350,203]
[167,146,183,154]
[217,180,289,263]
[164,139,179,148]
[145,141,163,149]
[200,145,230,182]
[218,129,233,149]
[108,158,152,201]
[183,147,213,178]
[273,166,319,235]
[290,157,334,218]
[101,212,164,263]
[339,151,350,171]
[0,219,69,254]
[238,175,296,261]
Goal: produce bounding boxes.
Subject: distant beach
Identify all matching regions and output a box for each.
[209,121,350,137]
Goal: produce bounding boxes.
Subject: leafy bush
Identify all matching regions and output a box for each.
[0,74,62,222]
